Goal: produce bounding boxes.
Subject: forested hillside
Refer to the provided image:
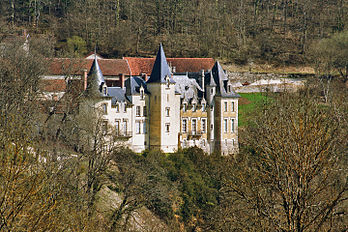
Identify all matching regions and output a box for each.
[0,0,347,64]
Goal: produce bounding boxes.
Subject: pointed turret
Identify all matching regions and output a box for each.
[86,55,106,97]
[206,71,217,87]
[147,43,174,84]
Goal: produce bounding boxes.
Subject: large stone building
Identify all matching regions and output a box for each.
[79,44,240,154]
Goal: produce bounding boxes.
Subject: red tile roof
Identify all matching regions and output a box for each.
[47,58,131,76]
[40,79,67,92]
[123,57,215,76]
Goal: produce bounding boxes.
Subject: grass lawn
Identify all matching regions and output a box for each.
[238,93,269,127]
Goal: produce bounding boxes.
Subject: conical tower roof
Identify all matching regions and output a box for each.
[147,43,174,84]
[86,55,106,97]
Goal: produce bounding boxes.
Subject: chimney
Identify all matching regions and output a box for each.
[119,74,125,88]
[142,73,148,82]
[82,69,88,90]
[201,69,205,91]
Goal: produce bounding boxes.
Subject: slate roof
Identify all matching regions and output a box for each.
[147,44,174,84]
[211,61,239,98]
[173,74,203,102]
[47,58,131,76]
[107,87,126,105]
[124,57,215,76]
[125,76,149,96]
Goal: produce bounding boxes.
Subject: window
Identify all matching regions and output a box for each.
[143,106,147,116]
[211,124,213,130]
[140,89,144,99]
[231,119,235,133]
[165,107,170,117]
[224,102,228,112]
[182,119,187,133]
[192,119,197,134]
[136,106,141,116]
[202,103,206,112]
[123,120,127,134]
[166,76,170,88]
[231,102,235,112]
[183,104,187,112]
[210,88,213,94]
[192,104,196,112]
[165,123,170,133]
[201,119,206,133]
[228,85,231,93]
[123,103,127,112]
[102,103,107,115]
[102,121,108,135]
[115,120,120,135]
[224,119,228,133]
[103,86,107,95]
[116,104,119,112]
[143,122,147,134]
[136,121,141,134]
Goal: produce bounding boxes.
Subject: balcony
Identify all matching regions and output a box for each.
[187,130,203,139]
[115,131,132,140]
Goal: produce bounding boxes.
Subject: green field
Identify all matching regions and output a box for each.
[238,93,269,127]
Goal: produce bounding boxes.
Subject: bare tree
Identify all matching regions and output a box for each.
[208,88,347,231]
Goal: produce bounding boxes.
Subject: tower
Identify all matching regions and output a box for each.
[146,44,181,153]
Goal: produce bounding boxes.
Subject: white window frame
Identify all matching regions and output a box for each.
[165,107,170,117]
[182,119,187,133]
[102,103,108,115]
[231,118,235,133]
[192,119,197,134]
[165,123,170,133]
[231,101,235,112]
[201,118,206,133]
[136,106,141,117]
[136,121,141,134]
[224,102,228,112]
[224,118,228,133]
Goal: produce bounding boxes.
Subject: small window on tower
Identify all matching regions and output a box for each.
[136,106,141,116]
[143,106,147,116]
[140,89,144,99]
[166,76,170,88]
[102,103,107,115]
[165,107,170,117]
[165,123,170,133]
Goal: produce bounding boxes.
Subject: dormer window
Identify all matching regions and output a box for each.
[192,103,196,112]
[183,103,187,112]
[116,103,119,112]
[165,75,170,88]
[140,86,145,100]
[103,86,107,95]
[228,85,231,93]
[202,103,206,112]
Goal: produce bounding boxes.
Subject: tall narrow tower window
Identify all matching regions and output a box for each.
[182,119,187,133]
[231,102,235,112]
[192,119,197,134]
[224,102,228,112]
[165,107,170,117]
[224,119,228,133]
[136,106,141,116]
[231,119,235,133]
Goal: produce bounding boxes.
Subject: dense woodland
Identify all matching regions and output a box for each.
[0,0,347,65]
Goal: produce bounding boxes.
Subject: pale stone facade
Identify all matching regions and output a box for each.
[87,44,239,154]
